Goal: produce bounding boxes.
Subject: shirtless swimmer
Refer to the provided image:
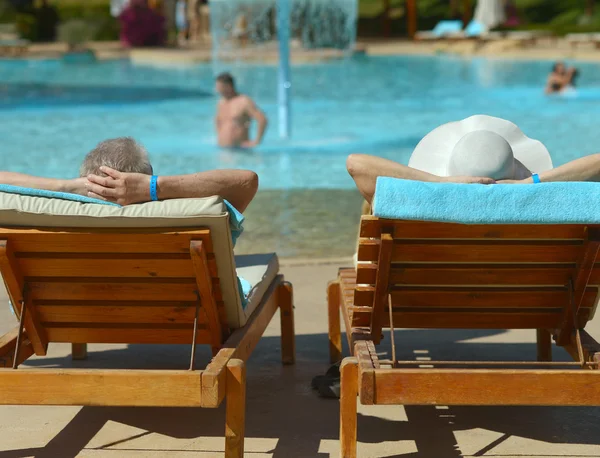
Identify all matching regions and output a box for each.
[214,72,268,148]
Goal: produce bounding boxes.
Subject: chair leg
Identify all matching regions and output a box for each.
[536,329,552,362]
[340,357,358,458]
[71,343,88,361]
[328,281,342,364]
[279,281,296,365]
[225,359,246,458]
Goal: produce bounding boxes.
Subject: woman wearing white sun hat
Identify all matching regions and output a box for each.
[348,114,600,204]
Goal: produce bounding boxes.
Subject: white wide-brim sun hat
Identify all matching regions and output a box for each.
[408,115,553,180]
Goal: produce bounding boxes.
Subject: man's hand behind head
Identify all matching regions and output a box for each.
[86,167,151,206]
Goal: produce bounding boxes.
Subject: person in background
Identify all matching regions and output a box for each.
[546,61,578,94]
[175,0,187,43]
[186,0,209,43]
[232,9,249,47]
[504,0,520,27]
[36,0,59,42]
[347,152,600,205]
[215,72,268,148]
[119,0,166,48]
[198,0,210,42]
[186,0,199,42]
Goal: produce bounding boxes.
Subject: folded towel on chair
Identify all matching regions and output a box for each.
[0,184,118,206]
[373,177,600,224]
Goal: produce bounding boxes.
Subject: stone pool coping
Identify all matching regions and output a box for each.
[9,37,600,65]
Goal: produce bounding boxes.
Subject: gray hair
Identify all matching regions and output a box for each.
[80,137,153,177]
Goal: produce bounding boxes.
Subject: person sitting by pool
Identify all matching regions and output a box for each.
[313,114,600,398]
[346,115,600,206]
[215,72,268,149]
[0,137,258,212]
[545,61,578,94]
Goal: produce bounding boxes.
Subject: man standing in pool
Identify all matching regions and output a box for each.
[215,72,268,148]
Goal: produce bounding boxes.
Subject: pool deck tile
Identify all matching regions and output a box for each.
[14,36,600,65]
[1,262,600,457]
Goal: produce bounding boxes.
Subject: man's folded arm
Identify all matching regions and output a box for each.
[0,172,85,194]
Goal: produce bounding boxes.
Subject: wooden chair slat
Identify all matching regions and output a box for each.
[357,264,592,286]
[18,258,196,278]
[351,310,590,330]
[45,325,212,345]
[360,217,591,240]
[359,242,581,263]
[0,241,48,355]
[372,369,600,406]
[190,240,223,352]
[0,369,204,407]
[36,305,202,325]
[389,287,597,309]
[3,229,214,253]
[28,281,199,302]
[353,285,596,308]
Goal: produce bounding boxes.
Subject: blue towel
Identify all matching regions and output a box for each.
[465,20,485,37]
[432,20,463,37]
[0,184,118,206]
[373,177,600,224]
[224,200,245,246]
[237,276,252,309]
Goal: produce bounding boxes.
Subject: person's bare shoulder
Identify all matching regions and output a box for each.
[239,94,257,107]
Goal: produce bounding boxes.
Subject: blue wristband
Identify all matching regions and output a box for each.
[532,173,541,184]
[150,175,158,201]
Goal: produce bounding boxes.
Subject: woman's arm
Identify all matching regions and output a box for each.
[501,153,600,184]
[85,167,259,212]
[346,154,494,203]
[0,172,86,194]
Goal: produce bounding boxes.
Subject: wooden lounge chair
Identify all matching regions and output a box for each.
[328,214,600,457]
[0,192,295,458]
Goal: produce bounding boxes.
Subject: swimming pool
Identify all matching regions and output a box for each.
[2,55,600,256]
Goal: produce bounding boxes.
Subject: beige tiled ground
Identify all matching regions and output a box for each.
[2,260,600,457]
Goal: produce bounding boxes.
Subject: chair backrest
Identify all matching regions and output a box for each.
[356,216,600,344]
[0,227,229,355]
[0,192,255,355]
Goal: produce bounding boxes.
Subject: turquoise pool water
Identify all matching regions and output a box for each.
[3,55,600,188]
[2,55,600,256]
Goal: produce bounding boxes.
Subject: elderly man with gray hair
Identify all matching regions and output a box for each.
[0,137,258,212]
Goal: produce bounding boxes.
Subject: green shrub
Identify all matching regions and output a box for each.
[0,0,118,41]
[15,12,37,40]
[57,18,95,50]
[55,2,118,41]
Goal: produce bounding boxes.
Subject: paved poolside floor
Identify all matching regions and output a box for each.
[18,36,600,65]
[2,260,600,457]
